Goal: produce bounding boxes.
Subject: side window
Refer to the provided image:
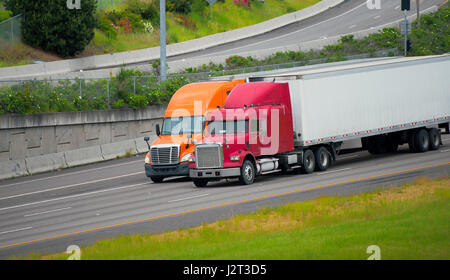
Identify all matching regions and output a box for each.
[250,119,259,133]
[259,118,267,136]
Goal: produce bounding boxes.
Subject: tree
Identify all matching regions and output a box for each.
[5,0,97,57]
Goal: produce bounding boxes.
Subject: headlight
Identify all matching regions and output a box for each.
[230,156,240,161]
[145,153,150,164]
[181,153,193,163]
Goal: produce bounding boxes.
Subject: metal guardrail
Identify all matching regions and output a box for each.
[0,14,22,48]
[0,48,398,109]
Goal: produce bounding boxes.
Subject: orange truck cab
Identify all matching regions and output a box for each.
[144,80,244,182]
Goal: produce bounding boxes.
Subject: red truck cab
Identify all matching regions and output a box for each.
[188,82,295,187]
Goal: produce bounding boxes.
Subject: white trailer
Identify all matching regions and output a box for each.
[250,54,450,173]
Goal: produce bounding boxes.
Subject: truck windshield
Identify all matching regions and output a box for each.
[207,120,249,134]
[161,116,205,135]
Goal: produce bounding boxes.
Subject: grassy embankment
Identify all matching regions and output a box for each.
[0,0,319,66]
[22,177,450,260]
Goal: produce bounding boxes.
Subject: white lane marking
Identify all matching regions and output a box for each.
[349,24,357,29]
[24,207,72,217]
[0,182,148,212]
[338,154,360,160]
[442,138,450,142]
[0,227,33,236]
[168,193,210,203]
[374,15,381,19]
[0,171,144,201]
[316,168,352,175]
[191,2,368,58]
[395,5,400,10]
[441,149,450,153]
[0,159,144,189]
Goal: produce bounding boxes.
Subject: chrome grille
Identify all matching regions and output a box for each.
[195,144,223,169]
[150,145,179,165]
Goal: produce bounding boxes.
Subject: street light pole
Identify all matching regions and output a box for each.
[416,0,420,28]
[160,0,167,81]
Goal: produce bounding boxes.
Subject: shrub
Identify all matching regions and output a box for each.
[0,9,12,21]
[8,0,97,57]
[97,12,118,39]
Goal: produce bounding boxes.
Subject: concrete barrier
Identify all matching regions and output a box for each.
[0,159,28,180]
[25,152,67,175]
[64,146,104,167]
[101,139,138,160]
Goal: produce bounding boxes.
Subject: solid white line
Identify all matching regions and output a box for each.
[168,193,210,203]
[192,2,368,58]
[0,227,33,236]
[0,171,144,201]
[316,168,352,175]
[441,149,450,153]
[24,207,72,217]
[0,182,148,212]
[0,159,144,189]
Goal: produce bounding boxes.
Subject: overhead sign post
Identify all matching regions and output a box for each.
[160,0,167,81]
[206,0,217,21]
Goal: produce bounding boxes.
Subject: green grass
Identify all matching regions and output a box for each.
[87,0,320,54]
[23,177,450,260]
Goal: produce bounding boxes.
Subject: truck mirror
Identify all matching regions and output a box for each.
[144,136,150,142]
[156,124,161,136]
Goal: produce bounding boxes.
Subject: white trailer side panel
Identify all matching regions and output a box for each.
[286,56,450,145]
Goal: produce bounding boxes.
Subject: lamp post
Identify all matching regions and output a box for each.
[160,0,167,81]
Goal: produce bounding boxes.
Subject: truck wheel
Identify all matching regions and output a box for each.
[408,131,418,153]
[415,129,430,153]
[150,176,164,183]
[314,147,330,171]
[239,160,255,185]
[301,149,315,174]
[428,128,440,150]
[193,178,208,188]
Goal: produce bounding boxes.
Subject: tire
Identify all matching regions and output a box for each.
[150,176,164,183]
[314,146,330,171]
[408,131,417,153]
[428,128,440,150]
[239,159,256,185]
[301,149,315,174]
[415,128,430,153]
[193,178,208,188]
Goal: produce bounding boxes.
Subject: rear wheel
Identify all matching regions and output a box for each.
[150,176,164,183]
[239,159,256,185]
[415,129,430,153]
[301,149,315,174]
[428,128,440,150]
[314,146,330,171]
[193,178,208,188]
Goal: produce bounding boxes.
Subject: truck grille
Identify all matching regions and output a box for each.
[196,144,223,169]
[150,145,179,165]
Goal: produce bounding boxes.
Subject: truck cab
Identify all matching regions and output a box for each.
[188,82,295,187]
[144,80,244,183]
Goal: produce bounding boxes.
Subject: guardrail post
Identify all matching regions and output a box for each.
[107,79,110,109]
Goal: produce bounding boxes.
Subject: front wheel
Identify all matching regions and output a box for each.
[239,160,256,185]
[193,178,209,188]
[150,176,164,183]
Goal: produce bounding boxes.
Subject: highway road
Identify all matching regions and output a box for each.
[0,134,449,259]
[169,0,445,62]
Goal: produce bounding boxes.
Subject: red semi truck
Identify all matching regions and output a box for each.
[188,55,450,187]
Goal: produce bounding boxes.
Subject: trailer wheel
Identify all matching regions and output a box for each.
[408,131,418,153]
[301,149,315,174]
[150,176,164,183]
[415,129,430,153]
[314,147,330,171]
[239,160,255,185]
[193,178,208,188]
[428,128,440,150]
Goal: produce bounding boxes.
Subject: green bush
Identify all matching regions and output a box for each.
[98,12,118,39]
[8,0,97,57]
[125,0,159,26]
[0,9,12,21]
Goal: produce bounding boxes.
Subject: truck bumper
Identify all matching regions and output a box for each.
[189,167,241,178]
[145,163,189,177]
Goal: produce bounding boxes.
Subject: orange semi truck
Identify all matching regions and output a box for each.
[144,80,244,182]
